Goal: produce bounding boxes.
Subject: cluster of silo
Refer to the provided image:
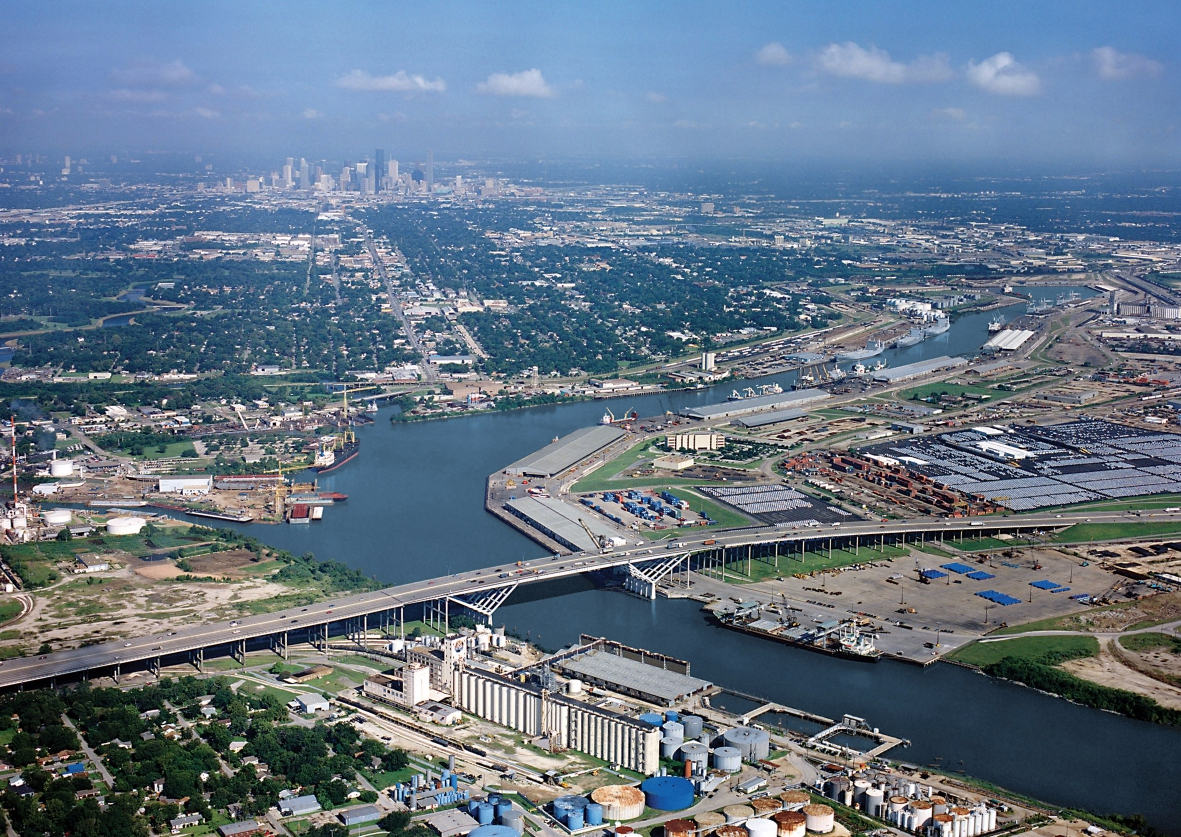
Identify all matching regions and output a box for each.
[551,795,605,830]
[468,793,523,834]
[720,727,771,762]
[772,811,806,837]
[393,770,465,811]
[818,774,1000,835]
[590,785,646,821]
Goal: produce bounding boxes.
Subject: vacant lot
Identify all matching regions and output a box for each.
[947,635,1099,667]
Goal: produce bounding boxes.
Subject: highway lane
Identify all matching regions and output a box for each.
[0,508,1168,689]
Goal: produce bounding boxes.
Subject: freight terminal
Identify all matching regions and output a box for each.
[679,389,832,421]
[505,426,627,478]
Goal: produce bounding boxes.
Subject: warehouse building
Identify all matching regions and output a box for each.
[455,667,661,775]
[733,407,809,429]
[679,388,831,421]
[872,356,967,383]
[983,329,1036,352]
[555,647,712,706]
[157,475,213,495]
[667,432,725,451]
[504,495,623,552]
[505,426,626,478]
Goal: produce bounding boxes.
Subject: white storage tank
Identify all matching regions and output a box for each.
[678,741,708,773]
[863,788,884,818]
[909,800,933,829]
[713,746,742,772]
[889,796,907,815]
[43,508,72,526]
[50,459,74,477]
[661,737,681,760]
[852,779,871,810]
[772,811,806,837]
[802,804,834,834]
[106,516,146,535]
[590,786,645,821]
[680,714,704,739]
[722,726,771,762]
[567,679,583,696]
[746,819,777,837]
[723,805,754,824]
[662,721,685,742]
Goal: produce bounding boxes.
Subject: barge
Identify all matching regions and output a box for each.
[712,604,881,661]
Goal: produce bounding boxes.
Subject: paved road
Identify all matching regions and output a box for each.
[361,227,435,383]
[0,508,1170,690]
[979,617,1181,643]
[60,713,115,788]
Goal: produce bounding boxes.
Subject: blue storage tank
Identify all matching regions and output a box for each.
[469,827,520,837]
[585,803,603,826]
[638,712,664,728]
[495,801,513,822]
[451,774,460,789]
[489,794,502,806]
[477,803,495,825]
[467,799,481,815]
[567,809,584,830]
[665,711,679,723]
[640,776,694,811]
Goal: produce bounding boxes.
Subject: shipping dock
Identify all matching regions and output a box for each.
[711,602,881,661]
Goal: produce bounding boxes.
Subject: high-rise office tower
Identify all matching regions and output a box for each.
[388,159,399,181]
[426,149,433,191]
[374,148,385,191]
[299,159,309,189]
[282,164,293,188]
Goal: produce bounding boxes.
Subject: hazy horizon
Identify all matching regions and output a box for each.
[2,1,1178,167]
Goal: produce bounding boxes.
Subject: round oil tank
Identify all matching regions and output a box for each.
[639,712,665,728]
[477,804,495,825]
[908,800,933,828]
[0,518,10,531]
[678,741,708,768]
[567,809,584,830]
[501,812,525,835]
[863,788,885,818]
[722,727,770,762]
[661,736,682,760]
[662,721,685,741]
[567,679,583,695]
[746,818,777,837]
[106,516,146,536]
[469,827,521,837]
[752,798,782,817]
[680,715,704,739]
[772,811,806,837]
[495,800,513,822]
[665,710,679,722]
[823,777,850,801]
[43,508,72,526]
[889,796,908,814]
[695,812,726,834]
[932,814,954,836]
[50,459,74,477]
[852,780,871,809]
[714,826,747,837]
[641,777,694,812]
[712,746,742,773]
[584,804,603,827]
[779,790,810,808]
[11,516,26,529]
[723,805,755,824]
[665,819,695,837]
[802,804,834,834]
[930,797,947,816]
[616,828,634,837]
[591,785,646,821]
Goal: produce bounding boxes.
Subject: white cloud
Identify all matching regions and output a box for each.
[336,69,445,93]
[478,69,555,98]
[966,52,1040,95]
[110,59,197,88]
[1091,46,1162,81]
[932,106,966,121]
[816,42,952,83]
[106,88,167,103]
[302,108,322,119]
[195,107,219,119]
[206,83,225,96]
[756,42,793,67]
[646,91,668,104]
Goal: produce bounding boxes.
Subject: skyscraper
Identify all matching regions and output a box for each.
[426,148,433,191]
[375,148,385,191]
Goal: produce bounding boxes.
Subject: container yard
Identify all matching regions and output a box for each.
[699,485,855,527]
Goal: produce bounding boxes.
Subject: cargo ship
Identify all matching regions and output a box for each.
[893,327,925,349]
[834,339,885,362]
[312,438,360,474]
[988,314,1005,333]
[922,315,950,337]
[713,604,880,661]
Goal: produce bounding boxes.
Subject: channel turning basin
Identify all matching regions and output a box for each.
[200,286,1180,834]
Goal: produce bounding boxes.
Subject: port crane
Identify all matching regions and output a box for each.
[577,518,612,552]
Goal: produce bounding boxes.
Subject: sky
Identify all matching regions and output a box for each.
[1,0,1179,169]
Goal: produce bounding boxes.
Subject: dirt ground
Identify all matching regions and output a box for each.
[133,562,185,580]
[1062,638,1181,710]
[185,549,265,577]
[1051,591,1181,633]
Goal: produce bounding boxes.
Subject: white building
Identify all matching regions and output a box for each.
[362,663,432,707]
[668,432,725,452]
[295,694,330,714]
[157,476,213,495]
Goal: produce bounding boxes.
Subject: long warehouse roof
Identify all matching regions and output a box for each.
[559,648,712,704]
[983,329,1035,351]
[733,407,809,428]
[504,495,622,552]
[873,356,967,383]
[505,425,626,477]
[680,388,831,420]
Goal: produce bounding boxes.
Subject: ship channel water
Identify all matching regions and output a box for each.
[199,285,1179,833]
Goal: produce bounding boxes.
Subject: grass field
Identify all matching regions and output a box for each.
[707,543,906,583]
[571,441,662,492]
[0,599,23,626]
[1053,521,1181,543]
[1118,632,1181,653]
[899,382,995,401]
[141,440,197,460]
[947,635,1099,667]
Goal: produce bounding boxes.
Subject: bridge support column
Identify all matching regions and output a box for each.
[112,665,119,684]
[400,606,405,640]
[192,648,204,672]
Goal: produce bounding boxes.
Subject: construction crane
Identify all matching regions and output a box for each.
[577,518,611,552]
[325,383,379,426]
[231,404,255,431]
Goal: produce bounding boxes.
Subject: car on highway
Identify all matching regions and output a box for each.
[124,642,131,647]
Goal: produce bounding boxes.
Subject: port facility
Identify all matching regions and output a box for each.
[505,425,626,478]
[679,388,831,421]
[504,495,628,553]
[983,329,1036,352]
[871,356,967,383]
[732,407,810,428]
